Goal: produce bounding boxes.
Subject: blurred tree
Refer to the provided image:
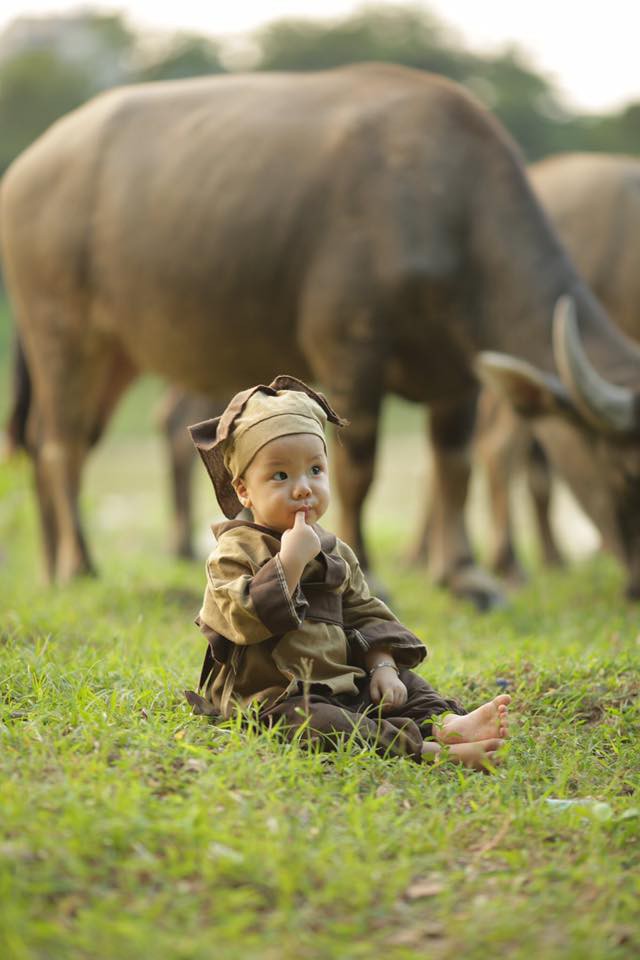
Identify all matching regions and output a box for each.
[578,102,640,155]
[0,11,137,175]
[136,34,226,82]
[80,13,137,86]
[0,2,637,179]
[0,50,93,175]
[471,47,571,159]
[255,4,475,79]
[615,102,640,153]
[252,7,574,158]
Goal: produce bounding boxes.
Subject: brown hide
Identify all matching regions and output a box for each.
[532,153,640,343]
[2,66,639,601]
[155,388,224,559]
[476,153,640,594]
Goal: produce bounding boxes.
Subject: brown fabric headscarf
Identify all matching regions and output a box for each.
[189,375,346,518]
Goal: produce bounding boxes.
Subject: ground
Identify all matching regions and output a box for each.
[0,303,638,959]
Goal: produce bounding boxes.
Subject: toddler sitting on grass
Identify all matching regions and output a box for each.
[185,376,509,769]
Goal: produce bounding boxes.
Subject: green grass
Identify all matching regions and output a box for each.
[1,300,639,958]
[0,294,13,425]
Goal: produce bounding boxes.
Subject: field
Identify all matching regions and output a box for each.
[1,298,639,959]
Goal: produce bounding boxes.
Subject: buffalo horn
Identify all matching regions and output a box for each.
[552,295,637,434]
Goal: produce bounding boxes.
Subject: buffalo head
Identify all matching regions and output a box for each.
[476,297,640,599]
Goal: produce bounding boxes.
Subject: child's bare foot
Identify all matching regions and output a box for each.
[435,695,511,745]
[422,738,504,771]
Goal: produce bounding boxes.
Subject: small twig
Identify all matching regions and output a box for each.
[469,815,513,865]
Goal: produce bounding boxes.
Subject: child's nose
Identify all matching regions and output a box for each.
[293,476,312,498]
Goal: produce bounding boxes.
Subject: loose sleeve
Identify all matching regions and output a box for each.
[340,542,426,668]
[200,542,308,646]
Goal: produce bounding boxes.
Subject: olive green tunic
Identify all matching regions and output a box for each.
[195,519,426,718]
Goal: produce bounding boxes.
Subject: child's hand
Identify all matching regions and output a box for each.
[280,511,321,574]
[370,668,408,712]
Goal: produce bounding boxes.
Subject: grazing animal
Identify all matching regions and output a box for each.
[473,153,640,583]
[154,387,223,559]
[3,65,640,605]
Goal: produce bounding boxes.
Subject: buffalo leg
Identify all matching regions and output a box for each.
[473,391,531,583]
[405,410,432,566]
[427,394,505,610]
[156,390,224,559]
[159,388,196,558]
[19,329,93,582]
[483,440,522,582]
[24,323,136,582]
[408,391,526,580]
[321,369,382,572]
[168,433,197,559]
[300,290,384,574]
[526,439,564,567]
[38,436,94,582]
[31,432,57,583]
[331,404,380,572]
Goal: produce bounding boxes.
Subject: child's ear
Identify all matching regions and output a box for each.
[233,477,251,508]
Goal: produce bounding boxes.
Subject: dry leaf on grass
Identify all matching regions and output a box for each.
[404,877,445,899]
[375,781,395,797]
[387,922,445,945]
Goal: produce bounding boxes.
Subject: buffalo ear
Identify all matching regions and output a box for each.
[474,351,574,419]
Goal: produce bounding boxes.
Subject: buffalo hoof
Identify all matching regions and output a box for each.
[447,565,507,611]
[489,544,528,587]
[402,535,429,568]
[172,542,196,561]
[541,549,565,569]
[492,558,528,589]
[55,560,97,585]
[625,580,640,601]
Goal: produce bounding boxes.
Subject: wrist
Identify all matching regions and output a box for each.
[364,647,396,671]
[280,537,303,564]
[368,660,400,678]
[278,549,305,594]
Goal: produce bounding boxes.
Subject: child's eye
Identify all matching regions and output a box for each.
[272,471,287,481]
[310,465,322,476]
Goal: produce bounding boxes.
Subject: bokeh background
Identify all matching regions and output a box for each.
[1,0,639,181]
[1,0,637,568]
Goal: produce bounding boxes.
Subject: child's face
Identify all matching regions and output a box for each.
[233,433,330,532]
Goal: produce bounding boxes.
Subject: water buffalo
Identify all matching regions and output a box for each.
[474,153,640,584]
[154,387,224,559]
[3,65,640,605]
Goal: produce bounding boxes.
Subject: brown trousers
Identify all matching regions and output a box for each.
[260,669,466,762]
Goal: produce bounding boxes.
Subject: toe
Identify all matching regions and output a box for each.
[482,753,501,770]
[494,694,511,707]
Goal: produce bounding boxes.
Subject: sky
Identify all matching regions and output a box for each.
[1,1,638,114]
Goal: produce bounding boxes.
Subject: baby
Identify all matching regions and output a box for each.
[186,375,509,769]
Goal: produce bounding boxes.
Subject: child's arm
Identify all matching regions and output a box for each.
[337,540,426,709]
[203,526,311,645]
[339,541,426,670]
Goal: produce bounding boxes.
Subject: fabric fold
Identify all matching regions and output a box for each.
[250,555,309,635]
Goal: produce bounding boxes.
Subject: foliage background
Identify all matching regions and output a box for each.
[0,3,639,179]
